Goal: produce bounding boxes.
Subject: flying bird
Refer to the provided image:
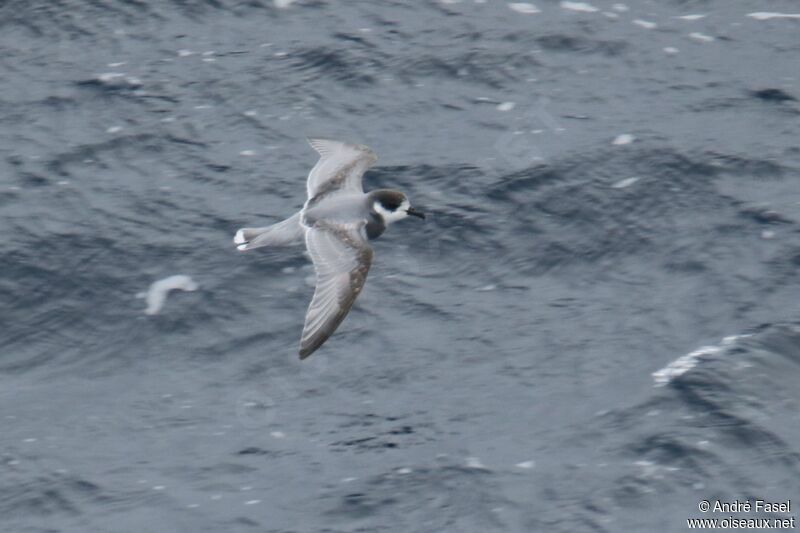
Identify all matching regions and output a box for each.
[234,138,425,359]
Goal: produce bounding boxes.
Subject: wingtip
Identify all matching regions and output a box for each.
[306,137,337,157]
[307,137,376,163]
[298,339,319,359]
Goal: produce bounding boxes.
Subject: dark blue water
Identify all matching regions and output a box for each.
[2,1,800,531]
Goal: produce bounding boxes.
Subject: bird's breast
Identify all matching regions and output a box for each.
[365,216,385,240]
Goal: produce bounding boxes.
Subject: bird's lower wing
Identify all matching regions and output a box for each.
[299,223,373,359]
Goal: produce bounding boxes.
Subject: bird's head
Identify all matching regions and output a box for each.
[371,189,425,224]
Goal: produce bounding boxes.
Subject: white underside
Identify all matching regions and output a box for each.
[144,274,198,315]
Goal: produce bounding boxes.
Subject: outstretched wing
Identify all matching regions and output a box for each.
[305,138,377,203]
[299,222,373,359]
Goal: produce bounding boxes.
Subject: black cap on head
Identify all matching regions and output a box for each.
[370,189,425,220]
[372,190,406,212]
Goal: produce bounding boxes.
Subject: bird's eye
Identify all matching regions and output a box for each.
[383,201,400,211]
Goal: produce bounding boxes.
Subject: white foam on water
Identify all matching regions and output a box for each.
[466,456,488,469]
[652,334,751,386]
[633,460,662,478]
[144,275,199,315]
[689,32,714,42]
[497,101,516,111]
[612,133,635,145]
[678,14,706,21]
[560,2,598,13]
[663,47,679,54]
[652,345,720,386]
[239,150,256,156]
[274,0,296,7]
[516,460,535,469]
[508,2,540,14]
[612,177,640,189]
[633,19,657,29]
[612,3,628,11]
[97,72,125,83]
[747,12,800,20]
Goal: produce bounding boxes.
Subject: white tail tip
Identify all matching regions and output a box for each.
[233,229,246,245]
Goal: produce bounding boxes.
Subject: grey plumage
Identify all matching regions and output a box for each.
[298,222,373,358]
[234,138,425,359]
[234,212,304,251]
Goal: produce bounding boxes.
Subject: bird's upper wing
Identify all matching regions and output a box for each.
[299,222,373,359]
[305,138,377,203]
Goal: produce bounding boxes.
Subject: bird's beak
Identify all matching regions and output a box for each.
[406,207,426,219]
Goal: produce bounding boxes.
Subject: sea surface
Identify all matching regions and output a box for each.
[2,1,800,532]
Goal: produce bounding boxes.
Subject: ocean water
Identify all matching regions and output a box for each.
[1,1,800,531]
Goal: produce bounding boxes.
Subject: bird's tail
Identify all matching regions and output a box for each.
[234,212,305,251]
